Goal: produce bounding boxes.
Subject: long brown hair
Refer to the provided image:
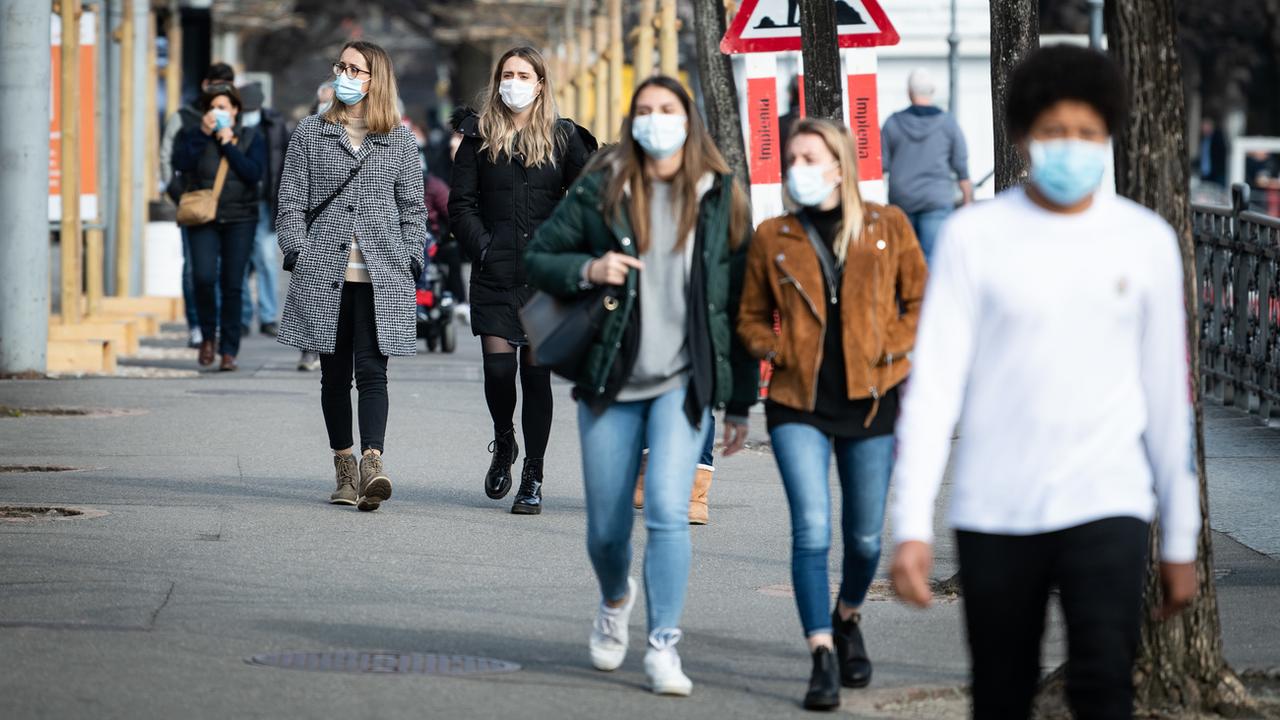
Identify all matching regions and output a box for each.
[477,46,562,168]
[597,76,750,253]
[786,118,865,264]
[322,41,401,135]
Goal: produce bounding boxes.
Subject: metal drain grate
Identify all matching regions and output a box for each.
[247,652,521,676]
[0,465,83,474]
[0,406,144,418]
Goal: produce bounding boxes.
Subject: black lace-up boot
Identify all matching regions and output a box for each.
[510,458,543,515]
[484,428,519,499]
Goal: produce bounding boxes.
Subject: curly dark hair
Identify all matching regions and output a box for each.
[1006,45,1127,140]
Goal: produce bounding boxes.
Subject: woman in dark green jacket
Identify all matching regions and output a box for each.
[524,76,756,697]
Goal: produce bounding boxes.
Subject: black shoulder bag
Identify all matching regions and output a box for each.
[282,157,366,271]
[520,285,620,381]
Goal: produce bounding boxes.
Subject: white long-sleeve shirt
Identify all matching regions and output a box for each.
[891,188,1201,563]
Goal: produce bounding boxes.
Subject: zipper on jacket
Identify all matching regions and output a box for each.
[775,253,827,412]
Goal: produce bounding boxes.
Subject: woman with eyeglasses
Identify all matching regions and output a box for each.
[524,75,756,696]
[171,82,267,371]
[738,118,927,710]
[448,46,596,515]
[275,41,427,512]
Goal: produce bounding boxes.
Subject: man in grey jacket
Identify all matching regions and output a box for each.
[881,69,972,263]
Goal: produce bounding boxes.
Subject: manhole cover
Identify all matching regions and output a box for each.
[0,465,83,474]
[0,405,144,418]
[187,389,303,397]
[247,652,521,676]
[0,505,108,522]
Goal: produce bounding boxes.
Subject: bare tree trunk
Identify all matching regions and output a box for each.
[799,0,841,121]
[691,0,749,187]
[1107,0,1250,714]
[989,0,1038,191]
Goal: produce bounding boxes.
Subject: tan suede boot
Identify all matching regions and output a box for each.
[688,465,713,525]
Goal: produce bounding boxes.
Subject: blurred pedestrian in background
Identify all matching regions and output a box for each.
[881,68,971,263]
[525,76,755,697]
[738,118,926,711]
[890,46,1199,720]
[236,82,292,339]
[171,83,265,372]
[162,62,236,348]
[296,80,339,373]
[276,41,426,513]
[449,46,595,515]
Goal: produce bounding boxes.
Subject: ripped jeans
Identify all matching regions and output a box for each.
[768,424,894,636]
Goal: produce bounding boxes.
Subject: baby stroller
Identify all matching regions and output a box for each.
[416,233,458,353]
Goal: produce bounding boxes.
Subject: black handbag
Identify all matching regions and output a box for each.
[520,288,620,379]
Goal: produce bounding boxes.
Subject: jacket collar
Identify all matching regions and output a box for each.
[775,204,883,241]
[318,118,391,153]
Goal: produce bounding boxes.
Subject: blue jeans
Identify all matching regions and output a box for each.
[183,228,219,330]
[649,415,715,467]
[907,207,952,265]
[241,201,279,327]
[769,424,895,636]
[578,385,711,632]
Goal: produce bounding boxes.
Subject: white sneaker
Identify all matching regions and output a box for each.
[187,327,203,349]
[644,628,692,696]
[589,577,636,671]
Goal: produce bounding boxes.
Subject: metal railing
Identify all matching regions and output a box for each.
[1193,184,1280,419]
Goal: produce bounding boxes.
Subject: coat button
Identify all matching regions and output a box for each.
[331,281,340,289]
[522,232,529,238]
[621,237,631,246]
[708,302,716,311]
[628,289,637,298]
[597,386,605,393]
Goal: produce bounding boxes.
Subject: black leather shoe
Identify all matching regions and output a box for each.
[832,609,871,688]
[510,458,543,515]
[484,429,519,499]
[260,322,278,337]
[803,646,841,711]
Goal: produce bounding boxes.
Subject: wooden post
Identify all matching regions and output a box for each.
[164,1,181,118]
[59,0,83,324]
[607,0,623,137]
[85,228,104,316]
[562,0,577,117]
[659,0,678,79]
[576,14,593,128]
[593,12,608,140]
[635,0,656,86]
[114,8,134,297]
[145,14,159,203]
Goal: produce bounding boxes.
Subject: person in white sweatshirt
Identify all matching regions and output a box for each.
[888,45,1200,720]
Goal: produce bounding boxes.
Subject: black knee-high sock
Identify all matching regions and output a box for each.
[520,364,553,460]
[483,353,518,435]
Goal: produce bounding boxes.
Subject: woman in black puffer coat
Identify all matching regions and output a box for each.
[448,45,596,515]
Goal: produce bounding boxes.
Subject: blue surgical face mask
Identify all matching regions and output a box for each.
[631,113,687,160]
[333,74,367,106]
[1028,138,1109,206]
[240,109,261,128]
[212,109,233,132]
[787,163,839,207]
[317,100,333,115]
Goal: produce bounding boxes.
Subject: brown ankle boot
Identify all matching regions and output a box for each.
[357,450,392,512]
[688,465,713,525]
[633,451,648,509]
[198,338,216,366]
[330,453,358,505]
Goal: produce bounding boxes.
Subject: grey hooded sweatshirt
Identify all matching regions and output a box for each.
[881,105,970,214]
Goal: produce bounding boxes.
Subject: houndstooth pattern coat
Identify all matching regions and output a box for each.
[275,115,427,357]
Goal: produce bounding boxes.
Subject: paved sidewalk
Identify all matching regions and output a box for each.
[1,325,1277,719]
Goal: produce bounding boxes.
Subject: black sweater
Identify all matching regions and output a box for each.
[766,204,899,438]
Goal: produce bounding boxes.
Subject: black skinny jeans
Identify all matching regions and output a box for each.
[320,283,389,454]
[189,220,255,356]
[956,517,1151,720]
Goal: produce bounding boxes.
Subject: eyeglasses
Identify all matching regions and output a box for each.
[332,62,370,80]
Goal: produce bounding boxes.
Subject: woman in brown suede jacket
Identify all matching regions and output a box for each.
[737,118,927,711]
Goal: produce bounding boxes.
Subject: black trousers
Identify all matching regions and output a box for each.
[956,517,1150,720]
[189,220,255,356]
[320,283,389,453]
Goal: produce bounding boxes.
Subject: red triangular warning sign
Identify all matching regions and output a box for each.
[721,0,900,54]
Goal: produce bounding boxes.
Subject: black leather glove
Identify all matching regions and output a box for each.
[283,250,299,272]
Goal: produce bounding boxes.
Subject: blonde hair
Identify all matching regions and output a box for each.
[596,76,751,254]
[322,41,401,135]
[787,118,865,265]
[477,46,562,169]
